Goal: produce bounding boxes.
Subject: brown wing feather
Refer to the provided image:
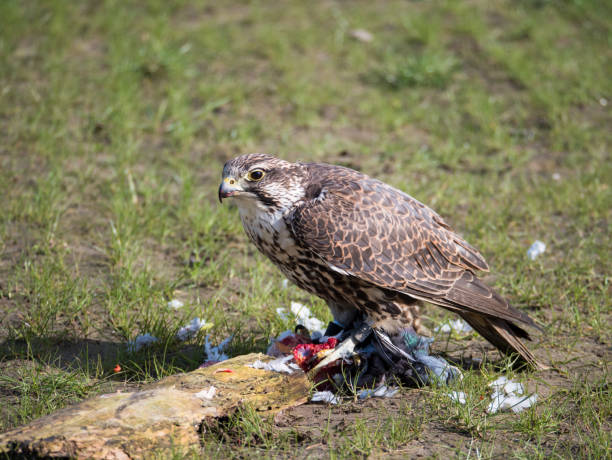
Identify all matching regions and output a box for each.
[291,164,535,328]
[443,272,538,328]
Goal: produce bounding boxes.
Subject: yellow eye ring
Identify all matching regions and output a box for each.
[246,169,265,181]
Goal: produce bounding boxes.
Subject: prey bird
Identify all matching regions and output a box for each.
[219,154,545,370]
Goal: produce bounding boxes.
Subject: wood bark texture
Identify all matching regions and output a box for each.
[0,353,310,459]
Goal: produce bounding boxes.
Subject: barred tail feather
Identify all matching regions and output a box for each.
[459,312,548,371]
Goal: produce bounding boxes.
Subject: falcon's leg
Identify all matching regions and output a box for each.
[411,301,431,336]
[327,301,360,329]
[368,300,428,337]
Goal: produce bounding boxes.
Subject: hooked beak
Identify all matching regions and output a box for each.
[218,177,243,203]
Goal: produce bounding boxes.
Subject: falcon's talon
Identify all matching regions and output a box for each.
[220,153,546,371]
[372,328,417,364]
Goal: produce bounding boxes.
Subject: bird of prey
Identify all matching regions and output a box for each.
[219,154,545,370]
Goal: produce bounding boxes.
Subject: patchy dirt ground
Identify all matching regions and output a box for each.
[0,0,610,458]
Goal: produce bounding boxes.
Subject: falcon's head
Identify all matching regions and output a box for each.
[218,154,307,213]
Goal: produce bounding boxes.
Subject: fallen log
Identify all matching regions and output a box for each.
[0,353,310,459]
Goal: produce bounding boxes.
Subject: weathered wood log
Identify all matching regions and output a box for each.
[0,353,310,459]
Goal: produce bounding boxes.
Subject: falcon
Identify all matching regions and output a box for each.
[218,153,545,369]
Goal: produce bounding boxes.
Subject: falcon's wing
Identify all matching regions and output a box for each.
[290,165,535,328]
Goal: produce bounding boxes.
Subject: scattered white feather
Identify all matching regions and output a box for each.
[489,376,524,395]
[487,376,537,414]
[488,392,537,414]
[509,394,538,413]
[435,319,473,334]
[204,334,233,362]
[179,42,192,55]
[195,386,216,400]
[311,391,340,405]
[290,301,325,336]
[487,392,503,414]
[445,376,537,414]
[167,299,184,309]
[350,28,374,43]
[127,333,159,352]
[489,375,509,390]
[447,391,467,404]
[527,240,546,260]
[176,318,208,341]
[248,355,298,374]
[358,385,399,399]
[281,279,289,289]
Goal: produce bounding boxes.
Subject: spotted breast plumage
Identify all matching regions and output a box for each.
[219,153,545,369]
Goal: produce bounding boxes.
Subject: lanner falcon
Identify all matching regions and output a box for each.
[219,153,545,370]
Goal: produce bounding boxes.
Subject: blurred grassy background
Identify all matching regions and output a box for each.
[0,0,610,457]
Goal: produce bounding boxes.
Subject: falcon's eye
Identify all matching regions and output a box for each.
[246,169,265,181]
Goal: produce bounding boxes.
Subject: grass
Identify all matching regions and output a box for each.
[0,0,610,458]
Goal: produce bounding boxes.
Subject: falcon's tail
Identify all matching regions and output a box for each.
[458,311,549,371]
